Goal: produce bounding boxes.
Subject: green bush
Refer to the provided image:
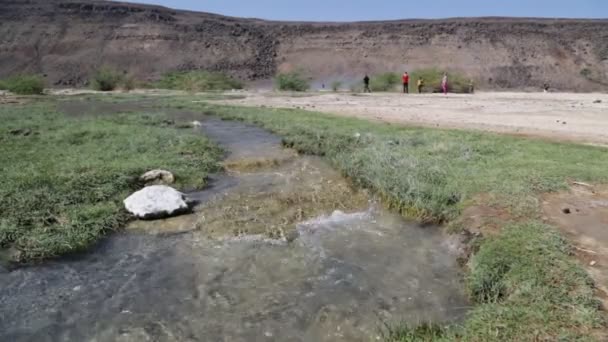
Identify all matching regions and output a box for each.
[370,72,401,92]
[0,75,45,95]
[410,68,473,93]
[121,75,137,92]
[92,67,123,91]
[330,80,342,92]
[275,72,309,91]
[156,71,243,92]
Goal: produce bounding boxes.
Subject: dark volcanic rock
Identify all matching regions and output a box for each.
[0,0,607,90]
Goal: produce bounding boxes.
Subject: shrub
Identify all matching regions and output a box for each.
[410,68,473,93]
[121,75,137,92]
[0,75,45,95]
[330,80,342,92]
[92,67,123,91]
[367,72,400,92]
[156,71,243,92]
[275,72,309,91]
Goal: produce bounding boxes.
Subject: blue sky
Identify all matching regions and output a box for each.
[120,0,608,21]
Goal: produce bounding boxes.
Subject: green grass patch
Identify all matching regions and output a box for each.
[166,101,608,223]
[156,70,243,92]
[459,222,602,340]
[274,71,310,91]
[0,103,222,262]
[161,98,607,340]
[0,75,45,95]
[411,68,473,93]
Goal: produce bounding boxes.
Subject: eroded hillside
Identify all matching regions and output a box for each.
[1,0,607,90]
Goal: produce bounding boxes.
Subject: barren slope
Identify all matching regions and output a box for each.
[1,0,607,90]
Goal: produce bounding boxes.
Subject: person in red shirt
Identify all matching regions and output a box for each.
[402,72,409,94]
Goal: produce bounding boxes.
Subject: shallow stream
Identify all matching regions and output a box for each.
[0,110,468,341]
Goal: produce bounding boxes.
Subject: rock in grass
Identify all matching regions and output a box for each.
[191,120,202,127]
[140,169,175,185]
[124,185,188,219]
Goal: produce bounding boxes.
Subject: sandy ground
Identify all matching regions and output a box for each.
[214,91,608,146]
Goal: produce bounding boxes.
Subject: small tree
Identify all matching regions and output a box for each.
[331,80,342,92]
[92,67,123,91]
[275,72,309,91]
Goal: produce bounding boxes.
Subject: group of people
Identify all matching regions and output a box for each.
[363,72,466,95]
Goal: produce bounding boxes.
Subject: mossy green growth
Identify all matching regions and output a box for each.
[0,104,222,262]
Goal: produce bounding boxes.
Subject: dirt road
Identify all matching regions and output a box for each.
[215,91,608,146]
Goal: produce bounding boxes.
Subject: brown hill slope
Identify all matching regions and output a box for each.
[1,0,607,90]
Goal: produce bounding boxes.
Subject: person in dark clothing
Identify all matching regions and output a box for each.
[363,75,371,93]
[402,72,409,93]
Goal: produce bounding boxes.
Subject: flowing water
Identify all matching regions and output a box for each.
[0,112,468,341]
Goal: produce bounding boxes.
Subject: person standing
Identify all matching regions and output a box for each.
[402,72,409,94]
[363,74,371,93]
[417,77,424,93]
[441,73,448,95]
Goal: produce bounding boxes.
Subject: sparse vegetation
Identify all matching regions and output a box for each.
[580,68,592,78]
[166,99,607,341]
[0,75,45,95]
[121,75,137,92]
[0,104,222,262]
[156,70,243,92]
[370,72,401,92]
[331,80,342,92]
[274,71,310,91]
[411,68,473,93]
[91,67,123,91]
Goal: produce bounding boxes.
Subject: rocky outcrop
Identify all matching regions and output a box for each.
[123,185,189,219]
[0,0,607,91]
[140,169,175,185]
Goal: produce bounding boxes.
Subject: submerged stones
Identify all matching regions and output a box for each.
[124,185,189,219]
[140,169,175,185]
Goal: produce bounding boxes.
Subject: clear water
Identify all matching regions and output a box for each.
[0,113,468,342]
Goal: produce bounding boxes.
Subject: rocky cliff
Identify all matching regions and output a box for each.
[1,0,607,90]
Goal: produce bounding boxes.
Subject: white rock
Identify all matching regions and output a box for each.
[191,120,202,127]
[140,169,175,185]
[124,185,188,219]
